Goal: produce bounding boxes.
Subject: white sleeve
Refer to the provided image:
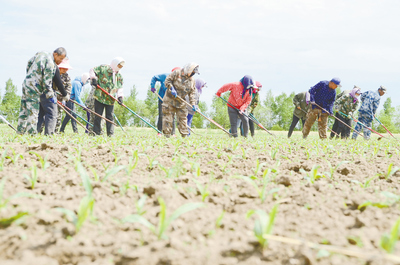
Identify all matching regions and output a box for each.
[117,88,124,98]
[89,68,97,79]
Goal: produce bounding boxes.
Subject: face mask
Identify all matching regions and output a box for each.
[190,72,195,77]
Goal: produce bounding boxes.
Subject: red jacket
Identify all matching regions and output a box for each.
[216,82,252,111]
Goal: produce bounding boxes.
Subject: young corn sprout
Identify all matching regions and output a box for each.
[380,216,400,253]
[23,162,38,190]
[384,163,399,180]
[351,174,380,189]
[246,203,279,249]
[193,179,210,202]
[300,165,324,184]
[323,159,350,179]
[123,197,204,240]
[28,151,49,170]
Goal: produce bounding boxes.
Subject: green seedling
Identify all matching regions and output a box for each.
[235,170,275,203]
[136,195,147,215]
[146,155,159,170]
[270,147,278,160]
[384,163,399,180]
[102,165,126,183]
[241,147,247,159]
[251,159,266,179]
[380,216,400,253]
[300,165,324,184]
[28,151,49,170]
[120,180,138,196]
[88,165,99,182]
[0,212,29,228]
[215,210,225,229]
[193,179,210,202]
[5,148,23,166]
[358,192,400,210]
[23,162,38,190]
[351,174,380,188]
[323,159,349,179]
[123,197,204,239]
[246,203,279,249]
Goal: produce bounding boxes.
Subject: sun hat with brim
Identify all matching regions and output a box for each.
[379,85,387,92]
[58,58,73,69]
[330,77,341,88]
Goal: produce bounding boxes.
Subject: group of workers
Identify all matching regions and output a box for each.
[14,47,387,140]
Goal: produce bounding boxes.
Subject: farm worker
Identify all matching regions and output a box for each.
[216,75,256,138]
[38,58,72,134]
[59,73,90,133]
[330,86,361,139]
[17,47,67,135]
[288,91,310,138]
[302,77,341,139]
[89,57,125,137]
[186,78,207,134]
[352,86,386,140]
[329,89,350,139]
[239,81,261,137]
[149,67,180,136]
[163,63,199,138]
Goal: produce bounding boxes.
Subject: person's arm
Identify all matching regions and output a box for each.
[372,97,380,115]
[188,79,197,106]
[327,91,336,114]
[293,93,301,107]
[26,56,34,73]
[216,83,233,97]
[116,75,124,104]
[240,91,253,112]
[308,82,322,103]
[150,75,161,90]
[53,67,67,97]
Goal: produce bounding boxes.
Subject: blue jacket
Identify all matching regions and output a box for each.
[308,80,336,114]
[71,77,85,107]
[358,90,381,118]
[150,73,168,102]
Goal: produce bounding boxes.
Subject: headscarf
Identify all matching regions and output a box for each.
[110,57,125,85]
[240,75,255,98]
[349,86,361,103]
[253,81,262,94]
[195,78,206,95]
[183,62,199,76]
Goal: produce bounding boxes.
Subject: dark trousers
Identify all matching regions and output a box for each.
[288,114,305,138]
[228,107,248,137]
[37,93,57,135]
[158,100,175,134]
[239,119,255,136]
[60,101,78,133]
[331,113,351,139]
[94,100,114,136]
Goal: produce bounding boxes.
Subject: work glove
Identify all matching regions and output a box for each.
[49,96,57,104]
[91,78,97,87]
[151,87,156,93]
[192,105,198,112]
[170,86,177,97]
[63,94,70,102]
[118,97,123,105]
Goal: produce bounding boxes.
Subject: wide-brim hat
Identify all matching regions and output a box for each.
[58,58,73,69]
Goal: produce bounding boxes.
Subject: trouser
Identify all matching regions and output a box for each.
[93,100,114,136]
[36,93,58,135]
[187,113,193,136]
[59,101,78,133]
[332,114,351,139]
[162,104,188,137]
[330,113,340,138]
[17,91,40,135]
[352,113,372,140]
[228,107,248,138]
[158,100,175,134]
[302,108,328,139]
[288,114,306,138]
[38,104,63,134]
[85,111,91,133]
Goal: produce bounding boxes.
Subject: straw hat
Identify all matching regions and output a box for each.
[58,58,73,69]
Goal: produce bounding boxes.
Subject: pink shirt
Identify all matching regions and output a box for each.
[217,82,252,111]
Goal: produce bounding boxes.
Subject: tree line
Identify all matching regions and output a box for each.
[1,78,400,133]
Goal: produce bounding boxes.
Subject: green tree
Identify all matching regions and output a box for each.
[209,94,230,129]
[376,97,397,133]
[192,101,208,128]
[270,92,295,130]
[0,79,21,123]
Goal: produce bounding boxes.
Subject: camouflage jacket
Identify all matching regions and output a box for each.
[292,92,309,119]
[358,90,381,119]
[93,65,123,105]
[248,92,259,114]
[56,73,72,101]
[23,52,56,98]
[164,69,196,109]
[334,93,359,118]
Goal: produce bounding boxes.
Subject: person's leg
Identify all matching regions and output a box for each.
[157,100,163,132]
[249,118,255,137]
[177,107,189,137]
[172,114,176,135]
[162,104,174,137]
[186,114,193,136]
[40,94,58,135]
[237,118,243,136]
[85,111,91,133]
[105,104,114,136]
[54,104,63,133]
[352,112,362,139]
[238,112,249,137]
[228,107,239,137]
[36,103,45,134]
[68,102,78,133]
[359,115,372,140]
[330,113,340,138]
[59,102,72,133]
[343,119,351,139]
[302,109,318,139]
[288,115,300,138]
[17,93,40,135]
[317,112,328,139]
[93,100,105,136]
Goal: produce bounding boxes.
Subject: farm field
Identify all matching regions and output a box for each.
[0,125,399,265]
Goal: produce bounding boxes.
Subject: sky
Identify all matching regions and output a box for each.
[1,0,399,111]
